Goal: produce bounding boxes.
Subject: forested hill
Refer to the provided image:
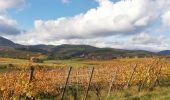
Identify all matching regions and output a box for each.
[0,36,156,59]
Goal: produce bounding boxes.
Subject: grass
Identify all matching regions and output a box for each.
[0,57,28,65]
[105,86,170,100]
[0,57,155,67]
[0,57,94,73]
[32,86,170,100]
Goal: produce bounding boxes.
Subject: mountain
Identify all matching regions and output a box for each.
[48,44,155,59]
[0,36,156,60]
[49,44,98,59]
[0,37,42,59]
[31,44,55,51]
[0,36,24,48]
[0,36,16,47]
[158,50,170,55]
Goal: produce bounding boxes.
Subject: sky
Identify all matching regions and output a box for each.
[0,0,170,52]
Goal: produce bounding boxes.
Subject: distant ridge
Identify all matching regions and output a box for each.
[0,36,16,46]
[158,50,170,55]
[0,36,156,59]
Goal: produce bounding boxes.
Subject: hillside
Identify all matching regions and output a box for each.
[0,36,16,46]
[0,37,43,59]
[0,36,155,60]
[48,45,154,59]
[158,50,170,55]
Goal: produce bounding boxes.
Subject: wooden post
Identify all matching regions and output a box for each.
[84,67,94,100]
[125,64,137,89]
[76,68,79,99]
[107,69,117,98]
[138,60,158,92]
[61,67,72,100]
[26,66,35,100]
[29,66,34,83]
[149,62,163,91]
[95,87,101,100]
[138,65,152,92]
[72,68,79,100]
[71,88,77,100]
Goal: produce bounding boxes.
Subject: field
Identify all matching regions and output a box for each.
[0,57,170,100]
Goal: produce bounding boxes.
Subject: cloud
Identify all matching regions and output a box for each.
[15,0,169,43]
[0,0,25,11]
[120,32,170,52]
[4,0,170,51]
[0,15,20,35]
[162,10,170,27]
[131,32,165,45]
[0,0,25,35]
[12,31,170,52]
[91,33,170,52]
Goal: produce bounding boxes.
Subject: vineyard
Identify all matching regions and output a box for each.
[0,57,170,99]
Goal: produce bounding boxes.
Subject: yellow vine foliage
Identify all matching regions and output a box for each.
[0,57,169,99]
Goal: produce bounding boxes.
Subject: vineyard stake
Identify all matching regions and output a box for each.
[138,64,153,92]
[95,87,101,100]
[73,88,78,100]
[84,67,94,100]
[125,64,138,89]
[107,69,117,99]
[26,66,35,100]
[76,68,79,99]
[61,67,72,100]
[138,60,158,92]
[29,66,34,83]
[149,61,163,91]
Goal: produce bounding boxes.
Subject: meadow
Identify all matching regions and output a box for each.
[0,57,170,100]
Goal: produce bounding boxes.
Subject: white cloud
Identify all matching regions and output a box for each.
[0,0,25,35]
[0,15,17,26]
[93,33,170,52]
[11,31,170,52]
[121,32,170,52]
[0,15,20,35]
[131,32,165,45]
[14,0,170,44]
[0,0,25,11]
[3,0,170,51]
[162,10,170,27]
